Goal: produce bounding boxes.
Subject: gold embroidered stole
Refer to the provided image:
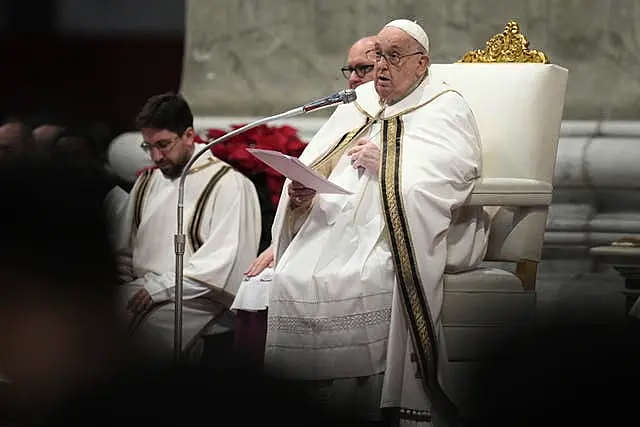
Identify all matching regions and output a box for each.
[131,157,225,253]
[284,118,375,232]
[132,169,154,232]
[379,99,461,424]
[310,117,374,178]
[187,165,230,252]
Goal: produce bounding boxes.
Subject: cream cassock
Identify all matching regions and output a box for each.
[265,76,491,425]
[116,149,261,359]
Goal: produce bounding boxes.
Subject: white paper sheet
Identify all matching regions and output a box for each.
[247,148,353,194]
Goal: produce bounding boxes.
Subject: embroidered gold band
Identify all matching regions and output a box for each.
[310,118,373,177]
[188,165,231,252]
[133,169,154,231]
[379,116,459,423]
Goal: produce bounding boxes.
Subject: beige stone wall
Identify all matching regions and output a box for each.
[180,0,640,120]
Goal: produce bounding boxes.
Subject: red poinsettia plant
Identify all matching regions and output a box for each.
[196,124,308,209]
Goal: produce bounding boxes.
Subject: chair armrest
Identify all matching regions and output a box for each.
[467,178,553,206]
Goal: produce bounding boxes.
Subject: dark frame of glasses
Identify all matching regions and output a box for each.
[140,136,179,153]
[340,64,375,79]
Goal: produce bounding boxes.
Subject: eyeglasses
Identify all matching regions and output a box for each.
[140,135,180,153]
[374,50,424,66]
[341,64,374,79]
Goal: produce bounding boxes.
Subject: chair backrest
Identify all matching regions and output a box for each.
[431,21,568,265]
[429,64,567,183]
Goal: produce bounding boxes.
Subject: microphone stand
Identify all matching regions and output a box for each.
[173,92,354,363]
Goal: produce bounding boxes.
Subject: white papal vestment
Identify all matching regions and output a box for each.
[264,77,490,425]
[116,147,261,361]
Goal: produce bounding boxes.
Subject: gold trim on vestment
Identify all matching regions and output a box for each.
[283,119,376,235]
[383,89,462,120]
[133,169,154,231]
[379,116,459,423]
[131,157,220,233]
[188,165,231,253]
[187,157,220,175]
[310,118,373,178]
[354,102,376,120]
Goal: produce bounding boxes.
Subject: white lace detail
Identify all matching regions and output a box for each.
[269,308,391,334]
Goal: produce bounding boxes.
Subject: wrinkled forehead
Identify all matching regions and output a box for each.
[347,43,375,65]
[347,51,374,67]
[375,27,418,51]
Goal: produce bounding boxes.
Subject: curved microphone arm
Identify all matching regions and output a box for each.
[172,107,303,363]
[172,89,356,363]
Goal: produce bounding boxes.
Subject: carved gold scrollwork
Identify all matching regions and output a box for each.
[458,20,549,64]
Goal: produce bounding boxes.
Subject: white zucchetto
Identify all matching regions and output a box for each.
[384,19,430,54]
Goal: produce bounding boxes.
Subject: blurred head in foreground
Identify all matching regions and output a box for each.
[0,118,36,161]
[0,158,345,427]
[0,158,126,422]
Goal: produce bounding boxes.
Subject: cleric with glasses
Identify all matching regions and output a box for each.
[340,36,377,89]
[341,61,374,80]
[139,133,185,180]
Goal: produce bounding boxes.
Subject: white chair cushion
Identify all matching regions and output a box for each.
[444,267,523,292]
[443,268,535,361]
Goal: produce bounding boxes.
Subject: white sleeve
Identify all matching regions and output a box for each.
[181,171,260,301]
[144,171,260,304]
[142,272,210,303]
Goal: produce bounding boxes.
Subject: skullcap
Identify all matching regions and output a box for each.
[384,19,429,54]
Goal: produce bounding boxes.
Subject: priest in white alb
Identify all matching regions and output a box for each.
[115,92,261,362]
[264,20,490,426]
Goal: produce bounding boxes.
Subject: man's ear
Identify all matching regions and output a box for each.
[184,127,195,145]
[417,54,430,77]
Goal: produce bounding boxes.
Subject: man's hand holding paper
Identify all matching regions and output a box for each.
[288,181,316,208]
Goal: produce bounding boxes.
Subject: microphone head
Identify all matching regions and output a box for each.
[339,88,357,104]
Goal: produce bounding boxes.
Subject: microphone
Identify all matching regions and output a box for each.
[302,89,357,113]
[172,89,357,363]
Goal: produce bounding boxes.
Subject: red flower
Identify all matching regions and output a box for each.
[206,123,308,209]
[136,165,158,177]
[266,175,285,197]
[207,128,227,140]
[271,193,281,208]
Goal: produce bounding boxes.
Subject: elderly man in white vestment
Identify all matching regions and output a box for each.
[115,92,261,362]
[264,20,490,426]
